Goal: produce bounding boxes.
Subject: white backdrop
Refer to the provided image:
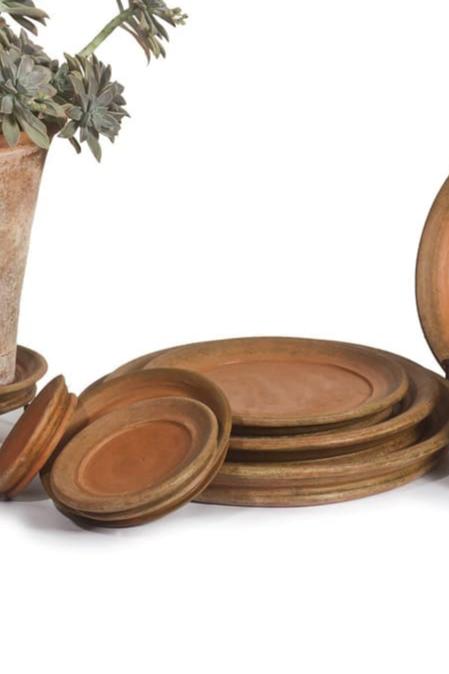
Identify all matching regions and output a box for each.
[2,1,449,672]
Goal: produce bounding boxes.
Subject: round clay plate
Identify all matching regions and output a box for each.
[146,337,409,428]
[416,175,449,371]
[0,376,76,498]
[50,397,220,518]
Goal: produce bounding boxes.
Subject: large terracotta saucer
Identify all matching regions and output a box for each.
[145,337,409,429]
[195,459,438,508]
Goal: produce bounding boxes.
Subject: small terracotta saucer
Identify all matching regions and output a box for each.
[0,376,77,499]
[50,397,219,521]
[50,421,229,527]
[0,346,48,414]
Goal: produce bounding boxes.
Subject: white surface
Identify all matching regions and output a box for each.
[2,1,449,672]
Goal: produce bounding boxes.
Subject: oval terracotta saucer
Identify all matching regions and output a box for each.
[50,416,231,527]
[230,406,396,437]
[195,457,440,508]
[0,376,77,499]
[146,337,409,429]
[228,359,438,456]
[228,423,422,463]
[0,346,48,414]
[416,174,449,373]
[49,397,220,521]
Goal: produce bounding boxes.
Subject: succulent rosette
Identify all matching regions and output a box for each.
[0,44,63,148]
[57,55,129,161]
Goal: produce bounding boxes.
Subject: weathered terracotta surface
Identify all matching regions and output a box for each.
[147,337,410,428]
[48,397,224,526]
[416,174,449,374]
[0,376,77,499]
[0,134,47,384]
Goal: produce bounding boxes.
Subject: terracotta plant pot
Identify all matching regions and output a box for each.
[0,134,47,385]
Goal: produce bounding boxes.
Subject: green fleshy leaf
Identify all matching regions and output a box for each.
[2,113,20,145]
[86,130,101,162]
[58,119,77,139]
[68,135,81,154]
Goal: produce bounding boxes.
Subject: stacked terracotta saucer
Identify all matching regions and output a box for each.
[39,368,232,527]
[89,337,443,508]
[1,174,449,526]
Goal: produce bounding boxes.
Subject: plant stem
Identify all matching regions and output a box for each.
[78,8,134,58]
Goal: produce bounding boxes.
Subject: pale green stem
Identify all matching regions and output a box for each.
[78,8,134,58]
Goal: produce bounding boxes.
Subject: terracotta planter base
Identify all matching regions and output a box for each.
[0,346,47,415]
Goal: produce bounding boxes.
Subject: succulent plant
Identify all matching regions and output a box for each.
[0,0,186,160]
[58,55,129,162]
[0,1,47,35]
[0,45,63,148]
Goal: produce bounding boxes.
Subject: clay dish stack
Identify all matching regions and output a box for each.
[1,174,449,525]
[120,337,441,506]
[41,369,232,526]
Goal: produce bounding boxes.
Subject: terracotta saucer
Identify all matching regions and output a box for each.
[49,417,230,527]
[146,337,409,429]
[416,175,449,374]
[0,346,48,415]
[228,359,438,457]
[195,457,439,507]
[230,406,398,437]
[49,397,220,521]
[228,423,422,463]
[0,376,77,499]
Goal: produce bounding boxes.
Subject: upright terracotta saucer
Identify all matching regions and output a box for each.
[0,346,48,414]
[49,397,220,523]
[228,359,438,458]
[417,175,449,374]
[0,376,77,499]
[146,338,409,429]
